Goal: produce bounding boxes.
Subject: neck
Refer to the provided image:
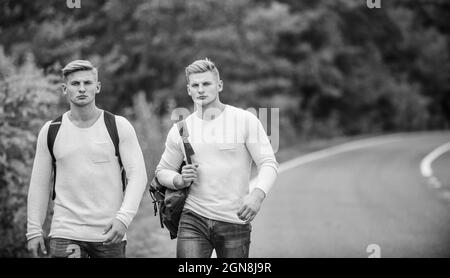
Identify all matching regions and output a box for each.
[69,104,100,122]
[195,100,225,120]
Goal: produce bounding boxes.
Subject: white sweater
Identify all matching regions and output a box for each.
[156,105,278,224]
[26,111,147,242]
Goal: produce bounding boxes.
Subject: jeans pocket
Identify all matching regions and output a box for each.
[49,238,82,258]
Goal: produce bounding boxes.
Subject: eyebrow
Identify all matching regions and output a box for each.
[70,79,94,83]
[191,81,212,85]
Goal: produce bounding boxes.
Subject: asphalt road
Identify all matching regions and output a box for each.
[250,132,450,258]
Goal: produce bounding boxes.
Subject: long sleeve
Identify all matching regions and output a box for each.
[26,122,53,241]
[245,112,279,195]
[114,116,148,228]
[155,124,184,190]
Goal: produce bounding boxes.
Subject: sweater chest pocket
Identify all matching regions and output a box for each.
[89,142,111,163]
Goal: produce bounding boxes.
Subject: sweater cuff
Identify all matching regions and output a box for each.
[26,231,43,241]
[115,211,134,229]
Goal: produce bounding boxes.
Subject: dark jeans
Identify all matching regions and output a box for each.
[177,208,251,258]
[49,238,126,258]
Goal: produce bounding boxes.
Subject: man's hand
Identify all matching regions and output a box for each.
[103,218,127,245]
[173,164,199,189]
[27,236,47,258]
[237,188,266,223]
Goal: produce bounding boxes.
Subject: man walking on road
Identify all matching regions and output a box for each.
[26,60,147,258]
[155,58,278,258]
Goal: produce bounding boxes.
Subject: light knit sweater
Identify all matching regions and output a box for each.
[26,111,147,241]
[156,105,278,224]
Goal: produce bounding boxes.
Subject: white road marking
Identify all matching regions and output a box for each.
[277,136,403,174]
[249,134,403,189]
[420,142,450,178]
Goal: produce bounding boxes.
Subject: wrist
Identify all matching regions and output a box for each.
[115,218,128,229]
[173,174,183,189]
[252,188,266,201]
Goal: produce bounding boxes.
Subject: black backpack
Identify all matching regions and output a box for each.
[149,120,194,239]
[47,110,127,200]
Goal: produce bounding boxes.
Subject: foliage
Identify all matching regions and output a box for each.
[1,0,448,136]
[0,48,59,257]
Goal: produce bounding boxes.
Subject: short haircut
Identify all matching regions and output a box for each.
[61,60,98,82]
[185,58,220,83]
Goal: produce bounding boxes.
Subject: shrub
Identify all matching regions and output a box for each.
[0,47,59,257]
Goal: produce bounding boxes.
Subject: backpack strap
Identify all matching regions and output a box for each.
[176,120,194,164]
[47,111,127,200]
[47,115,63,200]
[176,120,195,189]
[103,110,127,191]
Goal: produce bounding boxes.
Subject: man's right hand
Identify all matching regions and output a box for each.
[27,236,47,258]
[173,164,199,189]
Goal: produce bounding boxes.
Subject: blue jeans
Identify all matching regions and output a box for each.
[49,238,126,258]
[176,208,251,258]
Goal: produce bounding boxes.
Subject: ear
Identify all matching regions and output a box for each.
[218,80,223,92]
[187,85,192,96]
[61,83,67,95]
[96,82,101,94]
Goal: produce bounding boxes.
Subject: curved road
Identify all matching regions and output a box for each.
[250,132,450,258]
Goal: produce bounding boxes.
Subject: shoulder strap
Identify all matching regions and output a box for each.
[176,120,194,164]
[103,110,127,191]
[47,111,127,200]
[47,115,63,200]
[103,110,120,160]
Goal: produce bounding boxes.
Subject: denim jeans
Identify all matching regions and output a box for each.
[49,238,126,258]
[176,208,251,258]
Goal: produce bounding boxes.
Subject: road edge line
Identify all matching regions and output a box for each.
[420,141,450,189]
[420,142,450,178]
[249,134,404,189]
[277,135,403,174]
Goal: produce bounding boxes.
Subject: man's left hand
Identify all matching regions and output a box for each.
[237,188,266,223]
[103,218,127,245]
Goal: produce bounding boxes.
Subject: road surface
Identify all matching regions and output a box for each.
[250,132,450,258]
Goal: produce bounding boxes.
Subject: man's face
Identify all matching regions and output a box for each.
[62,70,100,107]
[187,71,223,107]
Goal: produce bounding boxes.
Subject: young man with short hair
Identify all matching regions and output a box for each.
[155,58,278,258]
[26,60,147,258]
